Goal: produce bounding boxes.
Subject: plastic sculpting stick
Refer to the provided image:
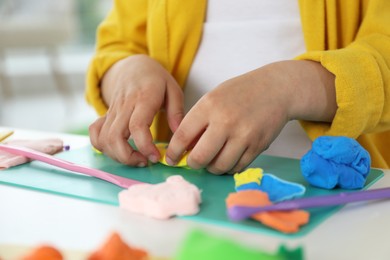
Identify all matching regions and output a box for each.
[228,187,390,221]
[0,144,143,189]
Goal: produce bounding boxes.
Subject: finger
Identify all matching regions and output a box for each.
[165,111,207,166]
[129,101,161,163]
[106,115,148,166]
[186,125,227,170]
[88,116,106,150]
[99,107,148,166]
[206,140,247,175]
[88,116,106,151]
[97,107,124,153]
[228,145,260,174]
[165,80,184,133]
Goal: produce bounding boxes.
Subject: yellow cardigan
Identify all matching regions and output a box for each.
[86,0,390,169]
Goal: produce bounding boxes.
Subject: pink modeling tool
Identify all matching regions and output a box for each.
[0,144,143,188]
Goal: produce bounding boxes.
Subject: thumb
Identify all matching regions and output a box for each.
[165,80,184,133]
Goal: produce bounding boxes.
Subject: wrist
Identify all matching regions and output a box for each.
[268,60,337,123]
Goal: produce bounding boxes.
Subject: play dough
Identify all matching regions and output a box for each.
[175,229,304,260]
[0,138,64,169]
[234,168,263,187]
[234,168,305,202]
[156,143,189,167]
[226,190,309,233]
[119,175,201,219]
[88,232,148,260]
[21,245,63,260]
[301,136,371,189]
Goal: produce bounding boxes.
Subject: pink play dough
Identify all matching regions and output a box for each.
[118,175,201,219]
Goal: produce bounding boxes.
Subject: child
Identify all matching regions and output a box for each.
[86,0,390,174]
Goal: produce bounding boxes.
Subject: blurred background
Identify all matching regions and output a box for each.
[0,0,112,134]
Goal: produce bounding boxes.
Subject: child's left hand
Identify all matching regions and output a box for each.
[165,60,337,174]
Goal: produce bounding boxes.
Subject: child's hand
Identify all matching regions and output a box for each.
[89,55,184,166]
[166,60,336,174]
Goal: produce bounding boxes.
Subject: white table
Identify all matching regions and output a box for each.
[1,127,390,259]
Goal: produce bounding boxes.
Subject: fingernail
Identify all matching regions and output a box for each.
[148,154,159,163]
[165,156,176,166]
[137,162,146,167]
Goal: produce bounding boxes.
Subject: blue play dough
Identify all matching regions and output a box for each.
[300,136,371,189]
[236,174,306,203]
[236,182,261,191]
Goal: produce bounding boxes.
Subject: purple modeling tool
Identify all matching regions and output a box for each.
[228,187,390,221]
[0,144,143,189]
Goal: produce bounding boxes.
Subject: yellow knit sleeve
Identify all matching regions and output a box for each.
[296,1,390,140]
[85,0,148,116]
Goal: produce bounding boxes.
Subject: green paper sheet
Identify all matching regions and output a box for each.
[0,146,383,238]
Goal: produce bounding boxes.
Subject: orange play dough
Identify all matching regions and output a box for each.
[22,245,63,260]
[226,190,310,233]
[88,232,148,260]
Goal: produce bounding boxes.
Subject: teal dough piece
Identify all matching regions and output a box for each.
[300,136,371,189]
[235,174,306,203]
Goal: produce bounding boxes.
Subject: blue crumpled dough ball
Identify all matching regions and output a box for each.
[301,136,371,189]
[235,174,305,203]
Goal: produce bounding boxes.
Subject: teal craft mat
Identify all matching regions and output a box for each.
[0,146,383,238]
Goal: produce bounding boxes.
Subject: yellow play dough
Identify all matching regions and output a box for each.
[156,143,189,168]
[234,168,264,187]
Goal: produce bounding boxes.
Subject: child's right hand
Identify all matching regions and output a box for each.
[89,55,184,167]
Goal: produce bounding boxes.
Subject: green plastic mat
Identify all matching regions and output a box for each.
[0,146,383,238]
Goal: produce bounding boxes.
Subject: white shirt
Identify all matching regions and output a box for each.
[184,0,312,159]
